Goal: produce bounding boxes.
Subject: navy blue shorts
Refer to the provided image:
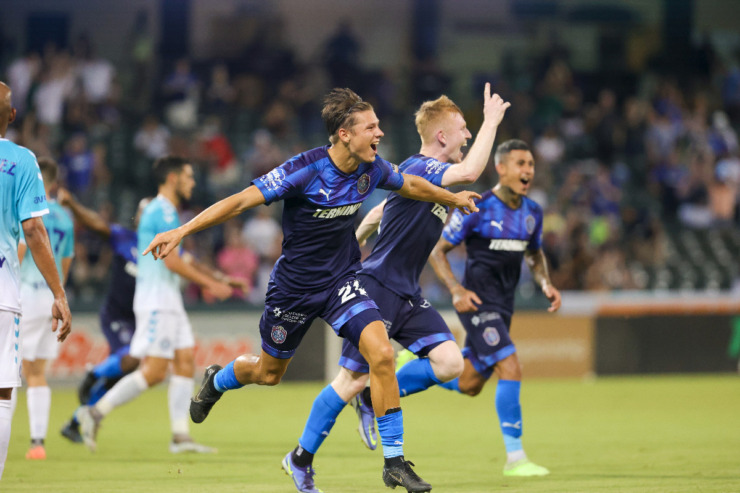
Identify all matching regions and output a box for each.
[260,273,382,359]
[100,306,135,354]
[457,309,515,380]
[339,274,455,373]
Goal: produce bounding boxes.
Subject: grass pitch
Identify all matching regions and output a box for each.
[5,375,740,492]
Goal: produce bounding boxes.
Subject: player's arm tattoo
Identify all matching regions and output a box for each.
[355,199,386,245]
[525,248,553,290]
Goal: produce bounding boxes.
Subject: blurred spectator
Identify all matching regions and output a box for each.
[134,114,171,159]
[216,221,258,299]
[198,116,239,193]
[323,20,362,89]
[205,63,236,113]
[161,58,200,129]
[7,50,40,116]
[59,133,98,204]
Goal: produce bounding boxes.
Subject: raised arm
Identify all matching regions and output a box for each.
[144,185,266,259]
[21,217,72,341]
[182,251,250,294]
[356,199,386,247]
[398,174,480,215]
[429,236,481,313]
[524,249,561,312]
[57,187,111,238]
[440,83,510,187]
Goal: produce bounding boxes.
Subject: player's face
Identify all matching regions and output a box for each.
[347,110,384,163]
[498,150,535,195]
[442,112,471,163]
[175,164,196,201]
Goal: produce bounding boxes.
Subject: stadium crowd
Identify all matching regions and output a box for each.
[2,17,739,306]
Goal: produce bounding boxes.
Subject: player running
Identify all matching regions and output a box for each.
[284,84,510,492]
[143,88,481,492]
[429,139,561,477]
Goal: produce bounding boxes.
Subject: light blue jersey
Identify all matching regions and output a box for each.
[20,201,74,288]
[0,138,48,313]
[133,195,183,312]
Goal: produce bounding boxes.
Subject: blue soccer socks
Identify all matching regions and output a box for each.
[496,380,523,452]
[93,351,124,379]
[438,377,461,393]
[396,358,442,397]
[298,385,347,454]
[213,361,244,392]
[376,408,404,459]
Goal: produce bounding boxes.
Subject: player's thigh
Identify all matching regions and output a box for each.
[357,319,394,368]
[0,311,22,389]
[321,275,383,350]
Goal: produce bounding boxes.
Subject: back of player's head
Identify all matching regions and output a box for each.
[494,139,531,165]
[37,156,58,185]
[414,95,463,143]
[152,155,189,186]
[0,81,14,124]
[322,88,373,143]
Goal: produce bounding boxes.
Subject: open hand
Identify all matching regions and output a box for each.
[452,191,481,215]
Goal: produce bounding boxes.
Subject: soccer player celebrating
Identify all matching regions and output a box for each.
[429,139,561,477]
[57,189,147,444]
[16,158,74,460]
[143,88,481,492]
[0,81,71,480]
[285,84,510,492]
[77,156,236,453]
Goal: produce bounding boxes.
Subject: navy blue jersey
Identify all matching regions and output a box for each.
[252,146,404,292]
[103,224,137,320]
[442,190,543,318]
[360,154,451,298]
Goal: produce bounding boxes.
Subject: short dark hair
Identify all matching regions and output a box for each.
[152,156,189,186]
[37,156,58,184]
[321,88,373,141]
[494,139,531,164]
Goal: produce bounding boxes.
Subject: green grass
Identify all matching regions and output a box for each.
[5,375,740,492]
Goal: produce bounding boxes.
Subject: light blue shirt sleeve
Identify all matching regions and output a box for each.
[16,150,48,222]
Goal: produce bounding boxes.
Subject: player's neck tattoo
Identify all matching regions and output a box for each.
[493,185,521,208]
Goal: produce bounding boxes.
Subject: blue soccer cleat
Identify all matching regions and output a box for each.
[282,451,323,493]
[351,391,377,450]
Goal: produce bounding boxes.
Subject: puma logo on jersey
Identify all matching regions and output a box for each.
[313,202,362,219]
[319,188,332,200]
[491,220,503,231]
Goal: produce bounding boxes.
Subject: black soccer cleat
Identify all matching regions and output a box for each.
[78,370,97,405]
[190,364,223,424]
[382,459,432,492]
[60,419,83,444]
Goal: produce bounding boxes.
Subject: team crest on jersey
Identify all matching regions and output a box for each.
[357,173,370,194]
[526,215,536,234]
[271,325,287,344]
[261,168,286,191]
[483,327,500,346]
[425,159,446,175]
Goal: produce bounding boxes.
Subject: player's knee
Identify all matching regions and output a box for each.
[372,343,395,369]
[435,354,464,382]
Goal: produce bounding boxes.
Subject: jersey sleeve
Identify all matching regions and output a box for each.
[415,158,452,187]
[16,151,49,222]
[252,156,313,205]
[375,158,405,191]
[442,209,478,246]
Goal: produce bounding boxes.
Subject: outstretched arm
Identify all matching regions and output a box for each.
[398,174,480,215]
[525,249,561,312]
[144,185,266,259]
[21,217,72,341]
[57,188,111,238]
[182,251,250,294]
[164,250,234,300]
[356,199,386,246]
[429,236,481,313]
[441,83,510,187]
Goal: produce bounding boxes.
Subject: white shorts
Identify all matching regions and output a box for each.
[130,309,194,359]
[0,310,22,388]
[19,284,58,361]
